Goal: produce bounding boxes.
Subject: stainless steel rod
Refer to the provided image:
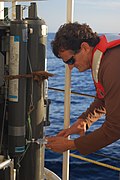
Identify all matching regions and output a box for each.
[48,87,95,98]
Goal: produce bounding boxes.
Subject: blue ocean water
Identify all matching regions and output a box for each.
[45,33,120,180]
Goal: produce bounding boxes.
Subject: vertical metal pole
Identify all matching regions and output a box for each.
[62,1,74,180]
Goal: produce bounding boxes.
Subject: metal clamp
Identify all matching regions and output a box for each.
[26,138,48,145]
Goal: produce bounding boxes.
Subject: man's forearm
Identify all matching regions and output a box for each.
[79,97,106,128]
[74,122,119,155]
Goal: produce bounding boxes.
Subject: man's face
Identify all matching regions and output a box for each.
[59,42,93,72]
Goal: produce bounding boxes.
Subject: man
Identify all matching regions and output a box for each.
[46,22,120,155]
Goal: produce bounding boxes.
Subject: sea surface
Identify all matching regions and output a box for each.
[45,33,120,180]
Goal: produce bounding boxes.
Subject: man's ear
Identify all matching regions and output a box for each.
[81,42,90,52]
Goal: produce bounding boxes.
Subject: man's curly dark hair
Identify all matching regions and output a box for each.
[51,22,100,58]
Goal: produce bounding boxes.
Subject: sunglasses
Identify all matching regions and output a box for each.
[62,50,80,65]
[63,56,75,65]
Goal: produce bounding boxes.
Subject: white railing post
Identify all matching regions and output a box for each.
[0,2,4,20]
[62,1,74,180]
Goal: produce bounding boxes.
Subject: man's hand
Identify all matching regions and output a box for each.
[46,136,76,153]
[57,118,87,137]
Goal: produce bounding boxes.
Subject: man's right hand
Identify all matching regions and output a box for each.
[57,118,87,137]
